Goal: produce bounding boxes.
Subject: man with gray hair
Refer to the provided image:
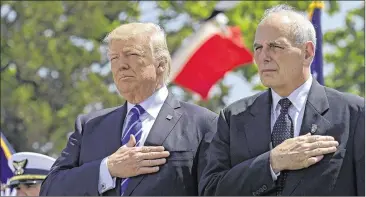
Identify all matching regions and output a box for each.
[40,22,218,196]
[199,4,364,196]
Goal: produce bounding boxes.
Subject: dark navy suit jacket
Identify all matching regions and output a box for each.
[200,80,365,196]
[40,93,218,196]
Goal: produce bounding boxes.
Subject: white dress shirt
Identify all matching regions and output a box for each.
[269,76,313,180]
[98,86,169,194]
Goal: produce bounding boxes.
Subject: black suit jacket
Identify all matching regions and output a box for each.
[40,93,218,196]
[199,80,365,196]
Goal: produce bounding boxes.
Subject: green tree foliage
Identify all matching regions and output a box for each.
[1,1,140,155]
[323,4,365,97]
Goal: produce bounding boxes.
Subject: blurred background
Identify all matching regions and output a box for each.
[1,1,364,158]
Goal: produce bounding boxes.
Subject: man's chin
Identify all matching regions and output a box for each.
[260,78,275,88]
[117,87,136,96]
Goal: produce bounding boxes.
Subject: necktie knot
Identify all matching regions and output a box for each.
[129,104,145,118]
[121,104,145,146]
[278,98,292,113]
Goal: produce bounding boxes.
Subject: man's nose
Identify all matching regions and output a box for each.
[116,58,129,70]
[259,46,271,63]
[120,63,129,70]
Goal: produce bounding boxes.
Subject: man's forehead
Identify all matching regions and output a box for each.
[254,23,292,44]
[108,38,149,52]
[255,11,306,40]
[254,28,290,45]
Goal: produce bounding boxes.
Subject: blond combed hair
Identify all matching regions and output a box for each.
[104,23,171,84]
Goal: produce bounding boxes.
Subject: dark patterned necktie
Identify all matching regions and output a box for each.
[271,98,293,195]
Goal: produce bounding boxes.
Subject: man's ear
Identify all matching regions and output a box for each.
[304,41,315,60]
[157,57,167,75]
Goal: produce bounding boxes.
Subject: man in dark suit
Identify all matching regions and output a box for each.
[199,4,365,196]
[40,22,217,196]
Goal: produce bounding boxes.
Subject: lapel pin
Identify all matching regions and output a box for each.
[166,115,173,120]
[311,124,318,134]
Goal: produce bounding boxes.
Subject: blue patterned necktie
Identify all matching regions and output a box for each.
[271,98,293,195]
[120,105,146,196]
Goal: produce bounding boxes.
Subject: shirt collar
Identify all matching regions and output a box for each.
[271,76,313,112]
[127,86,169,119]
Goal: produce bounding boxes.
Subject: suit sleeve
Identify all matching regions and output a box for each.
[40,115,103,196]
[354,106,365,196]
[199,110,276,196]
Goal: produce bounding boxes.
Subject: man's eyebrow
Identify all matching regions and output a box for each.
[253,43,262,48]
[269,38,290,46]
[108,51,118,54]
[122,47,143,53]
[107,52,119,57]
[268,41,282,45]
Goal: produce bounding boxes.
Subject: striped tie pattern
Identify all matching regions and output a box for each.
[120,105,146,196]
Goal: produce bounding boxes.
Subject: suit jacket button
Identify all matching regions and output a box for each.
[263,185,267,190]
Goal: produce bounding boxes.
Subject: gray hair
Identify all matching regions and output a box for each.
[104,23,171,84]
[259,4,317,49]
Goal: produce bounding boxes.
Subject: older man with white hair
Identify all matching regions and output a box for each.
[199,4,364,196]
[40,23,218,196]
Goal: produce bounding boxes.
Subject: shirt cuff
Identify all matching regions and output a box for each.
[269,163,281,181]
[98,157,116,194]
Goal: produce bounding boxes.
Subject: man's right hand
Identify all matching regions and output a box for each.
[270,133,339,173]
[107,135,170,178]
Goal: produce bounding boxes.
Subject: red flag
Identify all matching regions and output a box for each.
[170,14,253,99]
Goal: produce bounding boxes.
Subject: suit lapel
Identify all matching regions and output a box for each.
[86,104,126,157]
[283,79,332,195]
[241,90,272,157]
[123,93,182,196]
[107,104,127,149]
[84,103,127,196]
[143,93,182,147]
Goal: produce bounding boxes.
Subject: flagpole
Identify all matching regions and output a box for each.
[308,1,325,85]
[308,1,325,20]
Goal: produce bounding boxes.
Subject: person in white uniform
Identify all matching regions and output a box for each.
[7,152,55,196]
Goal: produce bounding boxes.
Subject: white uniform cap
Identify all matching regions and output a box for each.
[7,152,55,187]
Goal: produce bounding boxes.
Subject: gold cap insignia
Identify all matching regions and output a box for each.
[12,159,28,175]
